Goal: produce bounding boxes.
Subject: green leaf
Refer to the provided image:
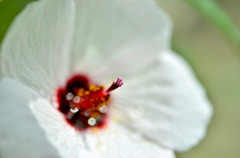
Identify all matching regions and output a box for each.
[183,0,240,45]
[0,0,36,44]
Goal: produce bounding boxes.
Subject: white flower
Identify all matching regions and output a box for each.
[0,0,212,158]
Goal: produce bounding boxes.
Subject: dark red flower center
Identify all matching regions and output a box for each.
[57,74,123,131]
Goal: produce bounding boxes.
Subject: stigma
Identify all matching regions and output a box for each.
[57,75,123,131]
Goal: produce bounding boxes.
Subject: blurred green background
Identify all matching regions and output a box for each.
[0,0,239,158]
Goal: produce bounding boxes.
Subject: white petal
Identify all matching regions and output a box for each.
[84,123,175,158]
[70,0,172,82]
[30,97,97,158]
[0,78,59,158]
[0,0,75,96]
[114,51,213,151]
[30,97,174,158]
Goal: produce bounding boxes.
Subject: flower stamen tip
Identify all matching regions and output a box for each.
[115,78,124,87]
[106,78,124,93]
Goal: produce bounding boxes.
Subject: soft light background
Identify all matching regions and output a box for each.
[0,0,239,158]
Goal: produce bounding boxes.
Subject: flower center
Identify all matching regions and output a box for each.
[57,75,123,131]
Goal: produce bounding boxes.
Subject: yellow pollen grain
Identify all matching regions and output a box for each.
[91,111,101,118]
[89,85,95,90]
[77,89,84,96]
